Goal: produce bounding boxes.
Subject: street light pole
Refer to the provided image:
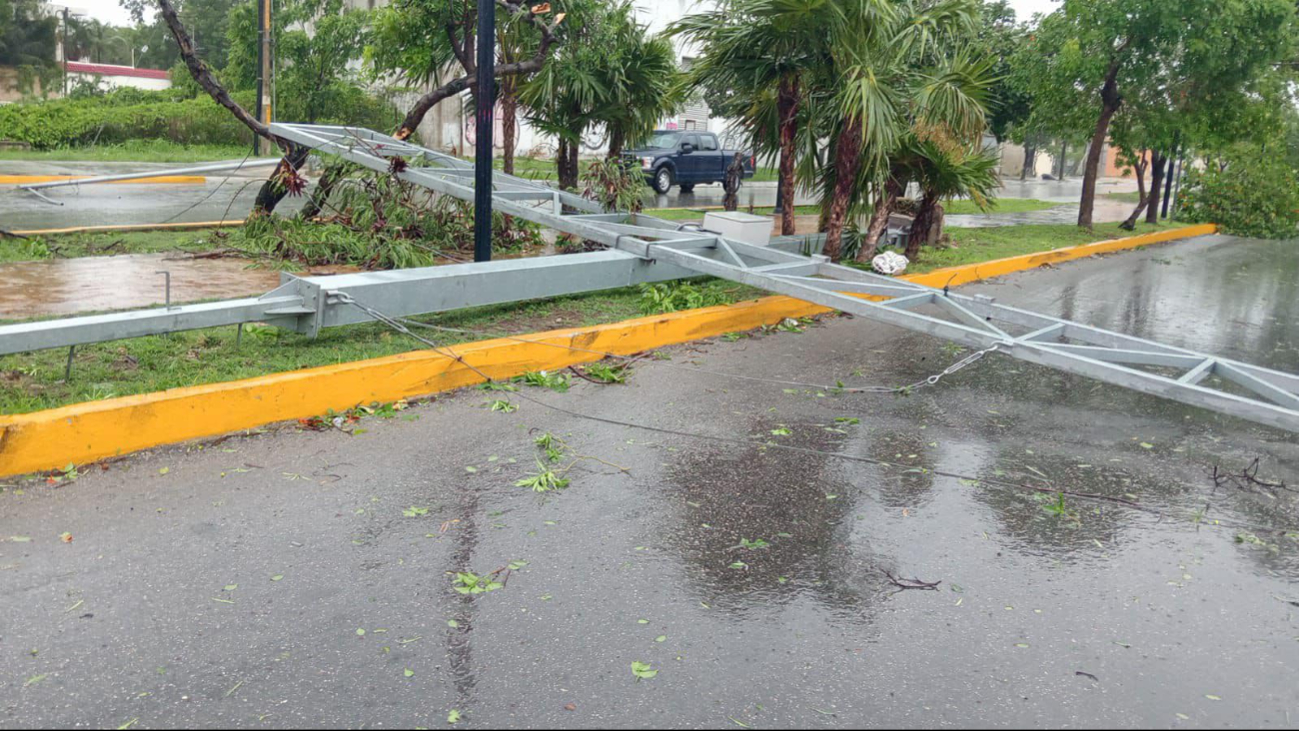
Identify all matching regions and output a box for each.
[473,0,496,262]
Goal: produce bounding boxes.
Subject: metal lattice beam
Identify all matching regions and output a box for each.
[3,123,1299,433]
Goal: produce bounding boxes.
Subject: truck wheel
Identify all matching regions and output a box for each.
[652,166,674,194]
[679,183,695,193]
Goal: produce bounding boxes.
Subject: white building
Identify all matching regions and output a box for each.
[64,62,172,92]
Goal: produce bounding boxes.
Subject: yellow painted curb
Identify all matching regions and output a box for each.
[11,220,242,237]
[0,223,1216,478]
[0,174,206,185]
[904,223,1219,289]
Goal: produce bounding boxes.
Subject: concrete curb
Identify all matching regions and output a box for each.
[11,220,243,237]
[0,223,1217,478]
[0,174,207,185]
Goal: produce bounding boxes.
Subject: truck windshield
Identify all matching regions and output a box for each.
[646,131,682,149]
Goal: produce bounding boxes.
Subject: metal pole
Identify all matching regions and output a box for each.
[773,174,784,216]
[61,8,69,97]
[473,0,496,263]
[18,158,281,194]
[254,0,265,158]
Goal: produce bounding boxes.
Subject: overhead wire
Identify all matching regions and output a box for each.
[334,293,1299,536]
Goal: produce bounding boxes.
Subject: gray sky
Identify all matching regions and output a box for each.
[72,0,1063,28]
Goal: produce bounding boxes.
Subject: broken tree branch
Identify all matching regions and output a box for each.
[157,0,272,144]
[879,568,941,591]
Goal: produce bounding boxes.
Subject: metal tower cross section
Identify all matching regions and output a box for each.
[266,123,1299,432]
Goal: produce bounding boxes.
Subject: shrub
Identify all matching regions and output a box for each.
[225,168,545,270]
[1176,144,1299,239]
[0,83,401,150]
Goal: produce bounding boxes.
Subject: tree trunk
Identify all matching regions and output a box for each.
[821,117,863,262]
[856,173,904,264]
[252,145,311,216]
[1078,59,1123,229]
[723,152,744,211]
[1145,152,1166,225]
[906,190,939,261]
[607,127,626,159]
[501,76,518,175]
[1118,152,1148,231]
[1021,140,1036,181]
[556,138,580,191]
[776,74,800,236]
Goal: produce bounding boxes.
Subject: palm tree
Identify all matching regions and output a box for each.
[819,0,989,262]
[671,0,836,236]
[899,139,1000,260]
[595,22,682,159]
[521,1,679,189]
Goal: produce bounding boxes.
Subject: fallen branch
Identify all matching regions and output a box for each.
[879,568,941,591]
[0,228,29,240]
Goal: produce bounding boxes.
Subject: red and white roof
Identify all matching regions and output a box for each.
[65,62,170,80]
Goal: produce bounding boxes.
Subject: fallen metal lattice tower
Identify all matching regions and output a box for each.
[3,123,1299,433]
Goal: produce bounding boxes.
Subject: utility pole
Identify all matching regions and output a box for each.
[473,0,495,262]
[254,0,273,156]
[60,7,69,97]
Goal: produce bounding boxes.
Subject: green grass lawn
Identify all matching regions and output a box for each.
[0,218,1193,414]
[643,198,1059,221]
[0,228,225,264]
[1105,192,1142,204]
[0,140,266,164]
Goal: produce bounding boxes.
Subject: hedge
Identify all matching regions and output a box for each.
[0,85,402,150]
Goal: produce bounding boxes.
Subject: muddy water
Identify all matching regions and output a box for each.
[0,253,350,319]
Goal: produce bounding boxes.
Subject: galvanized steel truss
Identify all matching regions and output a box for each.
[2,123,1298,432]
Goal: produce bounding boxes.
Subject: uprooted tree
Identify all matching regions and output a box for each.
[156,0,562,218]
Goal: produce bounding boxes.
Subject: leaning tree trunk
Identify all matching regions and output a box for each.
[776,74,800,236]
[906,190,940,261]
[821,117,863,262]
[501,76,518,174]
[856,173,904,264]
[1145,152,1166,226]
[1118,152,1149,231]
[1078,61,1123,229]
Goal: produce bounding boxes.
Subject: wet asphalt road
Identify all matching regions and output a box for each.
[3,234,1299,729]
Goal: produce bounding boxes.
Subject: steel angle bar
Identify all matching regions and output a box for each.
[0,295,302,356]
[17,158,282,199]
[624,240,1299,432]
[0,250,693,355]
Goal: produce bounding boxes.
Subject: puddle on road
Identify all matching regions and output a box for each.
[0,253,353,319]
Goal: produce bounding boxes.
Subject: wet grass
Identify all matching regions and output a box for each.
[496,156,781,182]
[0,140,264,163]
[0,228,228,264]
[642,198,1059,222]
[0,279,763,415]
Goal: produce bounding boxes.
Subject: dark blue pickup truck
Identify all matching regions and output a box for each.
[624,130,755,194]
